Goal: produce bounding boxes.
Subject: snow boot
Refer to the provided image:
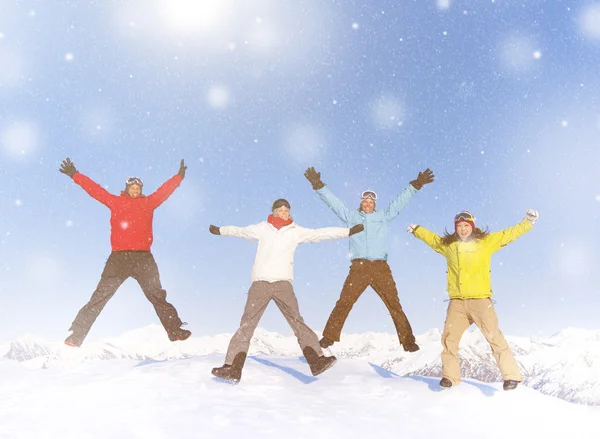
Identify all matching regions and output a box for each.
[303,346,337,376]
[319,337,335,349]
[211,352,247,382]
[439,377,453,388]
[64,332,84,347]
[168,326,192,342]
[503,380,519,391]
[403,341,420,353]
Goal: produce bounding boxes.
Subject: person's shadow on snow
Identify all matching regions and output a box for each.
[250,356,318,384]
[368,363,496,397]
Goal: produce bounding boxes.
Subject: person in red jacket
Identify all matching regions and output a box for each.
[59,157,191,347]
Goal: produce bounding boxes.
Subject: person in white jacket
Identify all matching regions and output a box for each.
[209,198,364,382]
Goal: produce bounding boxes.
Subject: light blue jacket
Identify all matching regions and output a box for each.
[316,185,417,261]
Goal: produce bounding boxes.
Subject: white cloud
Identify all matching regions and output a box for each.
[1,121,39,158]
[579,4,600,40]
[283,124,326,163]
[371,95,406,130]
[206,85,230,109]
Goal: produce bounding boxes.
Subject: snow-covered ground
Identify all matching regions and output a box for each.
[1,326,599,438]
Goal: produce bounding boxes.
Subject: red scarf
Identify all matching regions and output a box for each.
[268,214,293,230]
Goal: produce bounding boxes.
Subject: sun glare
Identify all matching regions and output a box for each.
[162,0,231,33]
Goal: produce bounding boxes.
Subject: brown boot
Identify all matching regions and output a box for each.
[303,346,337,376]
[211,352,247,382]
[503,380,519,391]
[403,341,420,353]
[439,377,453,388]
[319,337,335,349]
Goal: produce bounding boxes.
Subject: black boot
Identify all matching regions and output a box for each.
[319,337,335,349]
[439,377,453,388]
[303,346,337,376]
[503,380,519,391]
[211,352,247,382]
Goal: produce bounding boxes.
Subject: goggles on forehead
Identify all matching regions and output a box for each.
[361,190,377,201]
[126,177,144,187]
[454,212,474,222]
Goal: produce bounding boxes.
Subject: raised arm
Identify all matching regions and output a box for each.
[210,223,264,241]
[485,210,537,252]
[410,224,447,256]
[60,158,116,208]
[304,167,353,224]
[383,168,435,222]
[296,224,364,244]
[146,160,186,209]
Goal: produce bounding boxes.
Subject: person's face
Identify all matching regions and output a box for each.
[360,198,376,214]
[273,206,290,220]
[127,184,142,198]
[456,222,473,241]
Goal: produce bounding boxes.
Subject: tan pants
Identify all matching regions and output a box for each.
[225,281,322,364]
[442,298,522,385]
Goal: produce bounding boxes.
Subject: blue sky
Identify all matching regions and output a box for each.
[1,0,599,341]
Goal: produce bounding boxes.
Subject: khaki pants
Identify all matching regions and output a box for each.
[442,298,522,385]
[322,259,416,347]
[225,281,322,364]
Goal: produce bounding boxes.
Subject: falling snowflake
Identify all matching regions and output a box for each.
[352,23,359,30]
[65,53,74,61]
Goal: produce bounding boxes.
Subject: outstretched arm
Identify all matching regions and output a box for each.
[296,224,363,244]
[486,210,537,252]
[146,160,186,209]
[410,225,447,256]
[384,168,435,222]
[304,166,353,224]
[60,158,115,208]
[211,223,263,241]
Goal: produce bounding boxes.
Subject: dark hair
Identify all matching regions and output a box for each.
[272,198,291,211]
[440,227,490,246]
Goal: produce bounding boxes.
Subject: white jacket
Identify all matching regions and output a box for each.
[220,221,350,283]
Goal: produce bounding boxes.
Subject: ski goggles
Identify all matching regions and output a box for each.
[361,190,377,201]
[126,177,144,187]
[454,211,474,223]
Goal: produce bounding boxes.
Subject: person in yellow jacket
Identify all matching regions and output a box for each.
[407,209,539,391]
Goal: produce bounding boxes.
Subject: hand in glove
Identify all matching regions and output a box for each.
[410,168,435,190]
[59,158,78,178]
[349,224,364,236]
[525,209,539,224]
[178,159,187,179]
[209,225,221,235]
[407,224,420,233]
[304,167,325,190]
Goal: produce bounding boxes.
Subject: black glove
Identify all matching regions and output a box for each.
[349,224,364,236]
[178,159,187,179]
[410,168,434,190]
[209,225,221,235]
[59,158,77,178]
[304,167,325,190]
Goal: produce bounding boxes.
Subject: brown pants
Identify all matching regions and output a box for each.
[69,251,183,343]
[322,259,416,347]
[225,281,322,364]
[442,298,522,385]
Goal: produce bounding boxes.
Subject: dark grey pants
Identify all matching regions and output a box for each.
[225,281,323,364]
[69,251,183,343]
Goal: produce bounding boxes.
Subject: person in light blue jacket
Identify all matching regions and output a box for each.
[304,167,434,352]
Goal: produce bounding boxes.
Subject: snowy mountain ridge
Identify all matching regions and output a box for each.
[2,325,599,406]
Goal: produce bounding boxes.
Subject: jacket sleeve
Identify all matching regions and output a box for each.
[413,226,446,255]
[383,185,417,222]
[485,219,533,252]
[146,174,183,209]
[73,173,116,208]
[316,186,352,225]
[296,226,350,244]
[219,223,264,241]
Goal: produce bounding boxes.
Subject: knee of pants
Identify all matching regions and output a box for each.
[441,332,461,351]
[147,288,167,300]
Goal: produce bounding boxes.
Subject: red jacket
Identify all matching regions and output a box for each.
[73,172,183,251]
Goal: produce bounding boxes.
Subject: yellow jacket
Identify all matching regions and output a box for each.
[413,220,533,299]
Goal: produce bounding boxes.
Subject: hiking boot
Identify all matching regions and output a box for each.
[319,337,335,349]
[503,380,520,391]
[168,327,192,342]
[439,377,453,388]
[403,342,420,353]
[64,332,84,347]
[211,352,247,382]
[303,346,337,376]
